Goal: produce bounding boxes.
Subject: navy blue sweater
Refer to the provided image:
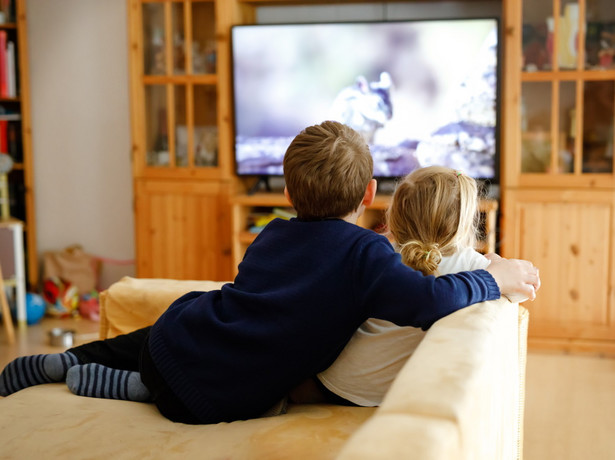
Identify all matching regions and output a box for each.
[148,218,499,423]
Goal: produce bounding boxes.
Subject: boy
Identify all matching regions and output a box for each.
[0,121,539,424]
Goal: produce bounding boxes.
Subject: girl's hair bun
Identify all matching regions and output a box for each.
[398,240,442,276]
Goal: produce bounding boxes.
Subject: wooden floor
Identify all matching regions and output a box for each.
[524,351,615,460]
[1,317,614,459]
[0,316,100,367]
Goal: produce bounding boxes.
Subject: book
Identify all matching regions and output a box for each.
[0,119,7,153]
[6,41,14,97]
[7,121,20,161]
[0,112,20,121]
[0,31,6,97]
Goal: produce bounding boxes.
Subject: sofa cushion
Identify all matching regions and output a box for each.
[0,384,374,459]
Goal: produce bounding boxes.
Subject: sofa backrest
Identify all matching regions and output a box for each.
[99,276,228,339]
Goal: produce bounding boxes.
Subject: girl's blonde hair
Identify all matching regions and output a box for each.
[386,166,480,276]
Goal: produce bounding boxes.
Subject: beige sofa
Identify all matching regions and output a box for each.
[0,277,528,459]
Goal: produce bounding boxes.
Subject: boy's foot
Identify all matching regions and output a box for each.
[66,363,150,402]
[0,352,80,396]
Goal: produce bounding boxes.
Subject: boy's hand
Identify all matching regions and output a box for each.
[484,253,540,301]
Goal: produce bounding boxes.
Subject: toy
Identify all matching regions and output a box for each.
[43,277,79,318]
[24,292,45,325]
[10,292,46,325]
[78,291,100,321]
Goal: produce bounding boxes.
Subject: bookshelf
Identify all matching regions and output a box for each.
[0,0,35,289]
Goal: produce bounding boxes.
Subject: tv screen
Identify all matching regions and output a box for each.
[231,18,500,181]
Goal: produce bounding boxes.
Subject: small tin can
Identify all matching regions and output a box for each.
[48,328,76,348]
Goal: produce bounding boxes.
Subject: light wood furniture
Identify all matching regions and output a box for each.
[231,193,499,273]
[502,0,615,354]
[0,0,36,289]
[127,0,245,281]
[129,0,503,282]
[129,0,614,353]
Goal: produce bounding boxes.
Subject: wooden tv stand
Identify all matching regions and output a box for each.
[231,192,498,274]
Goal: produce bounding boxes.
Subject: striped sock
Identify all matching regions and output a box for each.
[0,352,80,396]
[66,364,151,402]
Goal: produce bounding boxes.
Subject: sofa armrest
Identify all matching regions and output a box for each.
[99,277,229,339]
[337,299,529,460]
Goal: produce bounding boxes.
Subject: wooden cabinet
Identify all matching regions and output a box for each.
[230,193,398,273]
[505,189,615,352]
[502,0,615,353]
[129,0,615,353]
[134,179,232,280]
[127,0,244,281]
[0,0,36,289]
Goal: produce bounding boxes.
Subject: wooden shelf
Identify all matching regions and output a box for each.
[231,192,499,273]
[521,69,615,81]
[142,74,217,85]
[233,192,291,207]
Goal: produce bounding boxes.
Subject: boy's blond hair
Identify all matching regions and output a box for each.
[283,121,373,220]
[386,166,479,275]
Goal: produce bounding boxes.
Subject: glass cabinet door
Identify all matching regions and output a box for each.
[558,80,576,173]
[586,0,615,70]
[145,85,169,166]
[140,1,218,171]
[521,0,615,178]
[143,3,166,76]
[522,1,551,71]
[521,81,552,172]
[582,80,614,173]
[558,0,579,71]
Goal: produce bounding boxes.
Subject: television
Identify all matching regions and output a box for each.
[231,18,500,183]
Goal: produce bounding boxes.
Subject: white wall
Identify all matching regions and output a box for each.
[27,0,134,285]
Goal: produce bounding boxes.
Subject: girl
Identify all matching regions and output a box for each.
[296,165,509,407]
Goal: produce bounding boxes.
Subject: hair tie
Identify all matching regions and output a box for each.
[456,170,463,177]
[424,250,431,259]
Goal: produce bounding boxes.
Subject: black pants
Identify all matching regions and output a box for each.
[69,327,200,424]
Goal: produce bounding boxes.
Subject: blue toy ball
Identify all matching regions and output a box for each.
[25,292,46,325]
